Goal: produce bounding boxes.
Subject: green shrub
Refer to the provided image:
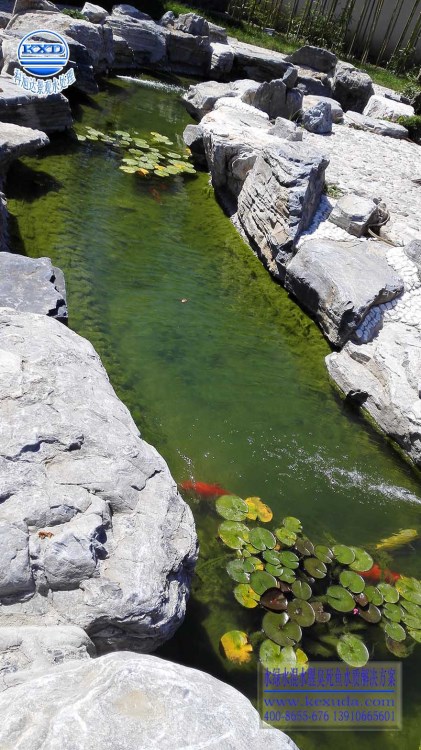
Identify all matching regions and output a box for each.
[397,115,421,142]
[62,8,86,19]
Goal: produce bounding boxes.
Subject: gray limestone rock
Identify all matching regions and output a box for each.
[302,100,332,134]
[286,45,337,73]
[404,239,421,275]
[0,253,67,320]
[173,11,209,36]
[82,2,108,23]
[111,3,151,20]
[269,117,303,141]
[0,75,72,132]
[0,651,300,750]
[328,194,382,237]
[0,120,49,169]
[332,61,374,113]
[183,123,206,167]
[303,94,343,123]
[344,110,409,138]
[159,10,174,27]
[0,308,198,653]
[105,16,168,68]
[166,27,212,76]
[296,65,332,97]
[237,143,329,278]
[326,322,421,468]
[285,239,404,346]
[210,41,234,79]
[363,94,414,122]
[229,36,296,82]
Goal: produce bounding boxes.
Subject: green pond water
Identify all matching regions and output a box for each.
[6,77,421,749]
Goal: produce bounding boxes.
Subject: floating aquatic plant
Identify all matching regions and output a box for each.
[216,496,421,673]
[76,126,196,181]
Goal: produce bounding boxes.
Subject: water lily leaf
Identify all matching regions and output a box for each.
[259,641,297,673]
[395,576,421,605]
[220,630,253,664]
[295,538,314,556]
[263,550,282,565]
[275,527,297,547]
[365,586,384,606]
[282,516,302,532]
[154,170,167,177]
[243,556,264,572]
[337,634,369,667]
[287,598,316,627]
[278,551,299,569]
[407,628,421,643]
[260,587,288,611]
[354,592,369,607]
[226,559,250,583]
[304,557,327,579]
[291,581,312,600]
[278,568,296,583]
[165,166,180,175]
[137,168,149,176]
[296,648,309,671]
[400,600,421,616]
[310,601,331,623]
[383,602,402,622]
[76,134,87,142]
[114,130,131,137]
[349,547,374,572]
[385,635,411,657]
[218,521,249,549]
[327,585,355,612]
[314,545,333,563]
[216,495,248,521]
[119,166,137,173]
[376,582,399,603]
[339,571,365,594]
[263,612,301,647]
[245,497,273,523]
[249,527,276,551]
[384,621,406,642]
[401,612,421,629]
[250,570,277,595]
[358,603,381,623]
[234,583,260,608]
[265,563,284,577]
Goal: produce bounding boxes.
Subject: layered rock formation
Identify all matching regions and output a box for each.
[0,253,67,320]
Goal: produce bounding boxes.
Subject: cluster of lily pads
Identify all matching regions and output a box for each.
[76,127,196,179]
[216,495,421,673]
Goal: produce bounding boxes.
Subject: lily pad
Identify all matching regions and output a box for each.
[215,495,248,521]
[400,600,421,616]
[296,648,309,671]
[354,592,369,607]
[250,570,277,595]
[278,568,296,584]
[282,516,302,533]
[287,598,316,627]
[401,612,421,629]
[218,521,249,549]
[291,581,312,600]
[249,527,276,551]
[310,601,331,623]
[349,547,374,572]
[382,603,402,622]
[295,538,314,556]
[314,545,333,563]
[275,527,297,547]
[245,497,273,522]
[260,587,288,611]
[385,635,411,657]
[263,550,282,565]
[226,559,250,583]
[384,621,406,642]
[327,585,355,612]
[234,584,260,608]
[358,604,381,623]
[259,641,297,673]
[220,630,253,664]
[407,628,421,643]
[278,551,300,569]
[395,576,421,605]
[304,557,327,579]
[339,571,365,594]
[262,612,302,647]
[365,586,384,606]
[265,563,284,577]
[332,544,356,565]
[243,556,264,572]
[337,634,369,667]
[377,582,399,603]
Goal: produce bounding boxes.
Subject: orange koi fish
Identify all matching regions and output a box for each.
[360,564,401,584]
[179,480,230,498]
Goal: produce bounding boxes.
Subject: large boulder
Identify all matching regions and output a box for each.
[82,2,108,23]
[166,27,212,76]
[112,3,151,20]
[303,94,343,123]
[301,100,332,134]
[210,40,234,79]
[0,119,48,169]
[285,239,404,346]
[0,308,197,652]
[173,11,209,36]
[363,94,415,122]
[105,16,168,68]
[0,651,299,749]
[183,80,244,120]
[286,45,337,73]
[344,110,408,139]
[0,253,67,320]
[332,61,374,113]
[0,75,72,132]
[296,65,332,97]
[326,321,421,468]
[229,36,296,82]
[237,143,329,278]
[328,194,383,237]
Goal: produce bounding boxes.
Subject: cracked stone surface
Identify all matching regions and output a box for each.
[0,308,198,653]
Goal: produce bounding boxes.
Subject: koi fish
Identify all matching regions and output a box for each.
[375,529,418,551]
[360,564,401,584]
[149,187,162,203]
[179,480,230,498]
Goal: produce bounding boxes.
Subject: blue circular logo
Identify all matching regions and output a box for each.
[17,29,69,78]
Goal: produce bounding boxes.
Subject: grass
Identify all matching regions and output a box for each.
[164,1,412,93]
